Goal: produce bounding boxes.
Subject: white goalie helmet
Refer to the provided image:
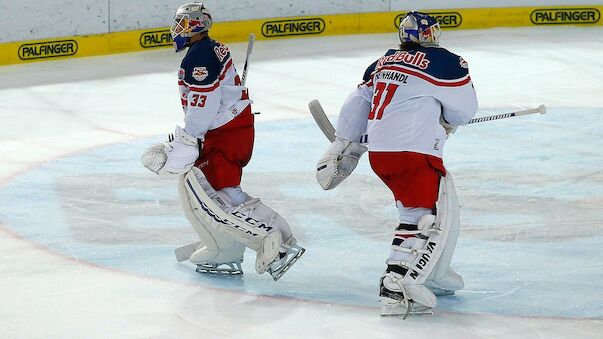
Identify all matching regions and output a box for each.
[399,11,441,46]
[171,2,213,52]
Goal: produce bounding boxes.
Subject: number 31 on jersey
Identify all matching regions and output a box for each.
[368,83,399,120]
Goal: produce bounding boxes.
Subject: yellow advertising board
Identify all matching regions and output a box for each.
[1,6,600,66]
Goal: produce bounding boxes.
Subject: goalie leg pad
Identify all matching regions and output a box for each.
[177,174,245,273]
[183,168,304,278]
[381,173,462,312]
[424,267,464,296]
[424,173,462,288]
[400,173,461,286]
[182,168,270,250]
[231,198,301,276]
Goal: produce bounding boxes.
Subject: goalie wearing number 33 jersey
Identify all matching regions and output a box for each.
[316,11,477,316]
[141,2,304,281]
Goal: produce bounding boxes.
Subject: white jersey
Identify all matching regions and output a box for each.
[335,45,478,158]
[178,37,252,139]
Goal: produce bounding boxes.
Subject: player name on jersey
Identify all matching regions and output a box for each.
[531,8,600,24]
[261,18,325,37]
[18,40,78,60]
[374,70,409,83]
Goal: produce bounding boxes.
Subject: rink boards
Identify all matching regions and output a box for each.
[0,5,601,66]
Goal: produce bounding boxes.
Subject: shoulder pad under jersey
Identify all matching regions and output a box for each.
[375,46,469,82]
[180,37,232,86]
[362,59,379,83]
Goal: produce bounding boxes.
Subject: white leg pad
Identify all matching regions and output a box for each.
[177,174,245,265]
[182,168,270,250]
[181,168,303,278]
[425,174,461,285]
[255,231,283,274]
[403,173,461,286]
[425,267,464,295]
[382,173,463,311]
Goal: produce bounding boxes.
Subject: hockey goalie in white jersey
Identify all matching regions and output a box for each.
[141,3,304,281]
[316,11,478,316]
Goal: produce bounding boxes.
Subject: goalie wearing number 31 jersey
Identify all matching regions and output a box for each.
[316,11,477,316]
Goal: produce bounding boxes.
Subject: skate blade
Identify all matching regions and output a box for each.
[432,289,455,297]
[269,247,305,281]
[196,262,243,275]
[379,297,433,318]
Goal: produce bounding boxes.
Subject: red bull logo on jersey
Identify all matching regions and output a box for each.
[531,8,600,24]
[18,40,78,60]
[140,30,173,48]
[192,67,208,81]
[377,51,430,70]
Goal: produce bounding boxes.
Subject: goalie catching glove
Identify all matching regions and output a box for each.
[316,136,367,190]
[141,126,200,175]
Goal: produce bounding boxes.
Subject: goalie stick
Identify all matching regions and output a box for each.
[468,105,546,124]
[308,99,336,142]
[308,99,546,141]
[241,33,261,115]
[241,33,255,86]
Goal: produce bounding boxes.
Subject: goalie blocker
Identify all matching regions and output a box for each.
[177,167,305,281]
[316,136,367,190]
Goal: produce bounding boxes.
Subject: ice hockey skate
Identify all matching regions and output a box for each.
[379,272,435,318]
[266,238,305,281]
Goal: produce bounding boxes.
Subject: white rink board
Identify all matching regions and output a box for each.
[1,0,599,42]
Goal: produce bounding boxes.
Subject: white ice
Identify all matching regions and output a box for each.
[0,27,602,338]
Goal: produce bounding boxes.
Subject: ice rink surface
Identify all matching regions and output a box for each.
[1,27,602,338]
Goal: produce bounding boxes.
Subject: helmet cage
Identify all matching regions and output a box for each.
[170,14,207,40]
